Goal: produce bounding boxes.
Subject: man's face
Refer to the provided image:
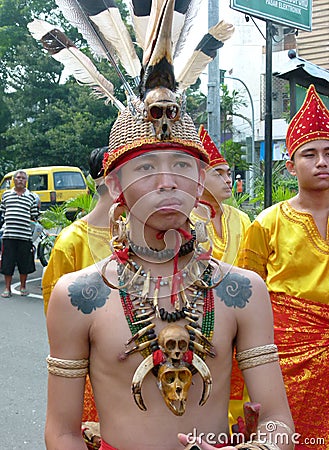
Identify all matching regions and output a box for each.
[113,150,204,231]
[13,172,27,190]
[286,139,329,191]
[202,164,232,205]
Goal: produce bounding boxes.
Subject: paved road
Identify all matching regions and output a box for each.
[0,262,48,450]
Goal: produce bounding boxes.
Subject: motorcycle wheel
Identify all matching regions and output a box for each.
[37,236,55,267]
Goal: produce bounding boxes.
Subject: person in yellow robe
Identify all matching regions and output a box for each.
[42,147,113,313]
[192,126,251,431]
[240,85,329,449]
[193,125,251,266]
[42,147,113,445]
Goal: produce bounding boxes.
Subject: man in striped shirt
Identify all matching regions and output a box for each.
[0,170,39,297]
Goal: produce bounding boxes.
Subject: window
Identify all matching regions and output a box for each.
[29,174,48,191]
[0,177,11,190]
[53,172,86,190]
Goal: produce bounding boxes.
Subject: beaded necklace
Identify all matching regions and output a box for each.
[117,249,215,361]
[101,241,220,415]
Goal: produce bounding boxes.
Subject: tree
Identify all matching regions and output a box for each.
[0,0,126,174]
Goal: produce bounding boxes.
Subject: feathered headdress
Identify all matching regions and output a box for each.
[28,0,234,174]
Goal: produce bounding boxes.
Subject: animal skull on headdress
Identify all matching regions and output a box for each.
[144,87,180,140]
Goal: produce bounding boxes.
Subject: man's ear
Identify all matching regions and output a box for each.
[285,159,296,176]
[197,167,206,198]
[105,173,122,200]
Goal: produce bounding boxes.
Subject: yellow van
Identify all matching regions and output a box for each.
[0,166,88,209]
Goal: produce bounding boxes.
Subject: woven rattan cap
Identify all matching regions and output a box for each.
[104,106,209,174]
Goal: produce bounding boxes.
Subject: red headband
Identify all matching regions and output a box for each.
[103,142,205,173]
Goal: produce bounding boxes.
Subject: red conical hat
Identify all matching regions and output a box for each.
[198,125,228,168]
[286,84,329,158]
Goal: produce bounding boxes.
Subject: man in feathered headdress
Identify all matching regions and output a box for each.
[240,84,329,448]
[43,1,294,450]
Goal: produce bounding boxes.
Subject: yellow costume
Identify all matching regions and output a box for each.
[240,200,329,447]
[202,203,251,265]
[196,126,252,431]
[205,204,251,426]
[42,218,111,424]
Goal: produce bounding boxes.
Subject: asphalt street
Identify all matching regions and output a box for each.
[0,261,48,450]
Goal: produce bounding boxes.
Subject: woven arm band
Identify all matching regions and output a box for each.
[235,442,280,449]
[47,355,89,378]
[236,344,279,370]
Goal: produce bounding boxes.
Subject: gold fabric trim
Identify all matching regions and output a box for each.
[236,344,279,371]
[46,355,89,378]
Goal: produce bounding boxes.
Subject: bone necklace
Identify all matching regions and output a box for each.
[108,247,217,416]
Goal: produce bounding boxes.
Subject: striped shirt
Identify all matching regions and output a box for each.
[0,188,39,240]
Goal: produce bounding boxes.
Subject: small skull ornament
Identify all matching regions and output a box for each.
[143,87,180,140]
[157,364,192,416]
[158,324,190,365]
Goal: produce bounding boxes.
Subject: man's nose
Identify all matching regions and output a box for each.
[316,152,328,166]
[157,171,177,190]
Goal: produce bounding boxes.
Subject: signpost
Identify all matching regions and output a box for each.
[231,0,312,31]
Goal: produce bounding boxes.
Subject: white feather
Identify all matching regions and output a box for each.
[176,20,234,90]
[54,0,110,58]
[89,8,141,79]
[28,19,125,111]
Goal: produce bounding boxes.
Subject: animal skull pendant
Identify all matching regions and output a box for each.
[158,323,190,365]
[157,364,192,416]
[157,324,192,415]
[131,324,213,415]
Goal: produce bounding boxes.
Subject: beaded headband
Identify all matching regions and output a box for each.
[286,84,329,158]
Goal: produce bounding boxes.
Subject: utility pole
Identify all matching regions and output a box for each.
[207,0,221,148]
[264,21,274,208]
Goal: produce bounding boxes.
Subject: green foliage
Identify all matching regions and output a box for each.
[0,0,124,171]
[65,193,96,217]
[220,139,250,172]
[220,84,249,135]
[39,203,72,232]
[245,161,298,218]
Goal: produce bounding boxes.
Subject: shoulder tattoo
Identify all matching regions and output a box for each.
[215,272,252,309]
[68,271,111,314]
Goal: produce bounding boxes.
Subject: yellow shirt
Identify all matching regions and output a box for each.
[240,200,329,304]
[191,204,251,266]
[42,219,111,312]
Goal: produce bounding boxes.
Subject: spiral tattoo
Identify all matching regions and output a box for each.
[68,272,111,314]
[215,272,252,309]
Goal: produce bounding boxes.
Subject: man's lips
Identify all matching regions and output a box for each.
[156,198,183,208]
[315,172,329,178]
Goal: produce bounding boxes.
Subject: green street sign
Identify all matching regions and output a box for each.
[230,0,312,31]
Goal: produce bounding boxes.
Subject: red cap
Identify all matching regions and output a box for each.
[198,125,228,167]
[286,84,329,158]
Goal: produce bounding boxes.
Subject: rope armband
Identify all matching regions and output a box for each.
[46,355,89,378]
[235,441,280,449]
[236,344,279,371]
